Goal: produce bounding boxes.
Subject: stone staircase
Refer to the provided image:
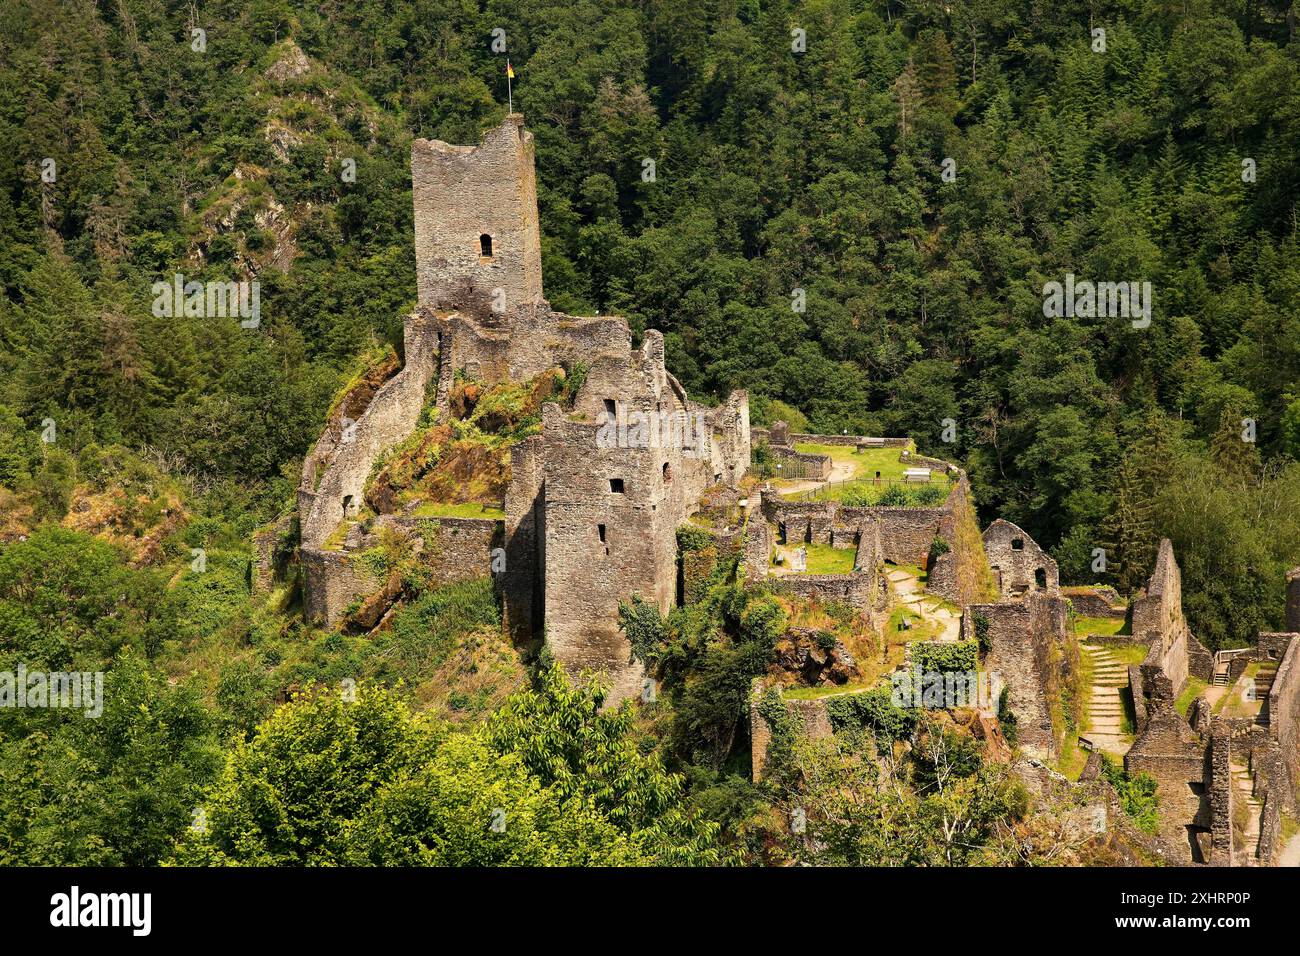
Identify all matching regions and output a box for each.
[1231,758,1264,865]
[1082,644,1130,756]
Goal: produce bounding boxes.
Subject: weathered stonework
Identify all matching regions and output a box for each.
[412,115,543,312]
[294,116,751,701]
[962,592,1070,760]
[982,518,1058,600]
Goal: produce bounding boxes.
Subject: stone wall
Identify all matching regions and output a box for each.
[926,476,997,609]
[786,433,910,448]
[298,309,440,550]
[982,518,1059,600]
[749,681,835,782]
[1131,539,1212,699]
[301,548,382,627]
[1126,701,1211,863]
[1062,585,1126,619]
[1207,723,1233,866]
[412,115,543,311]
[1266,634,1300,814]
[300,514,501,627]
[963,592,1069,759]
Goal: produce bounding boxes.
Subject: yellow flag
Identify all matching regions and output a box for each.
[506,60,515,79]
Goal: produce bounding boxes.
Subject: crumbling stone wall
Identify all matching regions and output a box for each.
[1062,585,1126,619]
[1266,634,1300,814]
[962,592,1069,759]
[761,491,949,569]
[1207,723,1233,865]
[927,476,997,608]
[299,309,440,550]
[301,548,382,626]
[982,518,1059,600]
[749,681,835,782]
[300,513,501,627]
[786,434,910,448]
[502,436,544,642]
[1131,539,1212,700]
[1126,701,1211,863]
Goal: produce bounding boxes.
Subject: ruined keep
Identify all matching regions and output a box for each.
[293,116,749,704]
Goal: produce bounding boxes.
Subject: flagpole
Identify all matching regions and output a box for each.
[507,60,513,114]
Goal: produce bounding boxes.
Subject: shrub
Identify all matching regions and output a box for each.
[912,640,978,675]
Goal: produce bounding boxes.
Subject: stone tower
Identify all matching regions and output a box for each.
[411,114,544,313]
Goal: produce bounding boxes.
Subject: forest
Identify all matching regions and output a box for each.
[1,0,1299,865]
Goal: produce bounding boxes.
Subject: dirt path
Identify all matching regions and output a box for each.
[886,567,960,643]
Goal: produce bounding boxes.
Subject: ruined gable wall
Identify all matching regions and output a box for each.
[412,116,543,311]
[928,476,998,608]
[1131,540,1213,698]
[982,518,1059,599]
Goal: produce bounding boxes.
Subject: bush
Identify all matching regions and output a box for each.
[911,640,978,675]
[826,687,917,747]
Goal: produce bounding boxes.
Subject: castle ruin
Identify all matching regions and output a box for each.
[290,116,748,704]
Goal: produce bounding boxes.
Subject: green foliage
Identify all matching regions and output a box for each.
[619,595,668,667]
[1100,755,1160,835]
[973,613,992,655]
[825,687,917,748]
[912,640,979,675]
[0,653,222,865]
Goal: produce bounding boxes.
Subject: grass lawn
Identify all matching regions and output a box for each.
[1074,615,1128,638]
[411,501,506,520]
[1175,676,1209,716]
[804,543,856,574]
[885,604,942,644]
[793,443,910,481]
[1103,643,1150,666]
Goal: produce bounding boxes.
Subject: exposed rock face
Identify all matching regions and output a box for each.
[266,40,313,85]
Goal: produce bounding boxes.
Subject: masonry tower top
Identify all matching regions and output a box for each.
[411,114,544,313]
